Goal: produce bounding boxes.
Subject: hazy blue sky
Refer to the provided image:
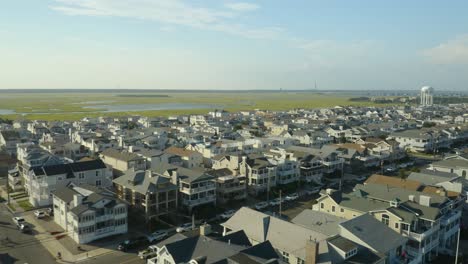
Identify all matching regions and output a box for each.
[1,0,468,90]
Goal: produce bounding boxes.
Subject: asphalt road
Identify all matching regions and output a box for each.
[0,204,57,264]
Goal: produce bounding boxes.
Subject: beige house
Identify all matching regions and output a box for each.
[100,148,146,176]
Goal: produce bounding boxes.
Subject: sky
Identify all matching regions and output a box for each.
[1,0,468,90]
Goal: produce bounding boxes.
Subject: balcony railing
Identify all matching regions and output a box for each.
[181,184,216,194]
[182,195,216,206]
[441,210,461,226]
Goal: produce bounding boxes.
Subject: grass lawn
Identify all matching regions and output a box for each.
[0,91,400,121]
[17,200,35,211]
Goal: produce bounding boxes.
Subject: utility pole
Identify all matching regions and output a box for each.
[455,227,460,264]
[279,189,282,217]
[267,167,271,202]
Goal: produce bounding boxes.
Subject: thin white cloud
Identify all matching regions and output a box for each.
[423,35,468,64]
[51,0,278,39]
[225,2,259,12]
[295,39,379,69]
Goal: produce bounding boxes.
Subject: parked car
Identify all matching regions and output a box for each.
[34,210,46,219]
[269,198,282,206]
[147,230,168,243]
[305,187,321,196]
[45,207,54,216]
[12,217,25,227]
[254,201,269,210]
[176,223,193,233]
[117,236,149,251]
[355,175,367,182]
[285,193,299,201]
[138,245,158,259]
[19,223,32,234]
[219,210,236,220]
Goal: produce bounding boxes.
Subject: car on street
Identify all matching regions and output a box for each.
[19,223,32,233]
[12,217,25,227]
[34,210,46,219]
[219,210,236,219]
[176,223,193,233]
[138,245,158,259]
[269,198,283,206]
[254,201,269,210]
[355,175,367,182]
[285,193,299,201]
[118,236,149,251]
[147,230,168,243]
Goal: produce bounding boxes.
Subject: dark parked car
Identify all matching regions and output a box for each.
[19,223,32,234]
[117,236,149,251]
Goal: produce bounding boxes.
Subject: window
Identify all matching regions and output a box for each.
[320,203,324,209]
[297,258,305,264]
[281,251,289,263]
[95,171,100,177]
[340,208,344,213]
[382,214,390,226]
[345,248,358,259]
[331,206,335,212]
[78,172,84,179]
[395,223,399,229]
[96,180,101,186]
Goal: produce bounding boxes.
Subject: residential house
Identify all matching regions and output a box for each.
[28,159,112,207]
[113,169,178,221]
[52,184,127,244]
[162,166,216,212]
[100,148,146,176]
[207,168,247,204]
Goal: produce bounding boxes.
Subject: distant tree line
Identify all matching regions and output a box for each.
[116,94,170,98]
[0,118,13,125]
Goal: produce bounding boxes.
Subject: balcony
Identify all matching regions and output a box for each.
[402,223,440,242]
[95,214,114,222]
[181,184,216,194]
[182,195,216,207]
[441,210,461,226]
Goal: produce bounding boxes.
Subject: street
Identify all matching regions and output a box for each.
[0,204,57,264]
[0,204,144,264]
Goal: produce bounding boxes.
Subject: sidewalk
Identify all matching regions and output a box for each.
[23,213,118,263]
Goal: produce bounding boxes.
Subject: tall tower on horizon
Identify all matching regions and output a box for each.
[420,86,434,107]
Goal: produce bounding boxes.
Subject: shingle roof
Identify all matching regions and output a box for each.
[34,159,106,178]
[339,214,407,254]
[292,209,346,236]
[431,158,468,169]
[101,148,142,161]
[113,169,176,194]
[223,207,327,260]
[364,174,423,191]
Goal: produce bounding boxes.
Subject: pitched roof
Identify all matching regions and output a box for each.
[291,209,346,236]
[34,159,106,178]
[431,158,468,169]
[339,214,407,254]
[364,174,422,191]
[101,148,142,161]
[113,169,176,194]
[223,207,328,260]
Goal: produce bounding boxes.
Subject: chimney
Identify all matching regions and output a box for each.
[306,239,319,264]
[419,195,431,207]
[200,223,212,236]
[73,194,83,207]
[171,170,179,185]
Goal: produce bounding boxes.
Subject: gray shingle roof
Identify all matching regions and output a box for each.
[339,214,407,254]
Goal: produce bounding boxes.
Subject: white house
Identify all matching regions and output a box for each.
[52,184,127,244]
[29,159,112,207]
